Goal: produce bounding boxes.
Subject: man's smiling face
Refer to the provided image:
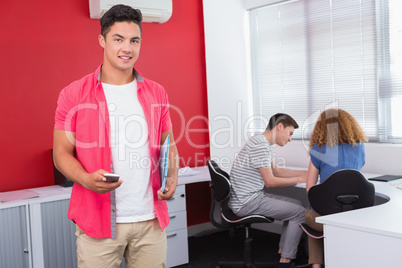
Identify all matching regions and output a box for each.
[99,21,142,73]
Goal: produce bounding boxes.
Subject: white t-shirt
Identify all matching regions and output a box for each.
[103,79,155,223]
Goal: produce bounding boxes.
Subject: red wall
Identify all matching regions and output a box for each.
[1,0,210,225]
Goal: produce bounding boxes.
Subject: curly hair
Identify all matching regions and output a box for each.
[100,4,143,38]
[309,108,368,149]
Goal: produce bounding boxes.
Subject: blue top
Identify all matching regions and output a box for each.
[310,143,365,183]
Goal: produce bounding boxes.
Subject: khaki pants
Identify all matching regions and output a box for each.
[305,209,324,265]
[76,219,167,268]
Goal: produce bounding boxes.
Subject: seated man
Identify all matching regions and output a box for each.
[228,113,307,268]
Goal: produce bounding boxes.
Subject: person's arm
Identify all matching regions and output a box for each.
[306,160,320,192]
[271,161,308,178]
[259,164,306,188]
[53,129,123,194]
[157,128,179,200]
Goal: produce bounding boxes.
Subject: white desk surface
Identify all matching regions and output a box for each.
[0,166,210,208]
[317,173,402,239]
[177,166,210,185]
[0,185,72,207]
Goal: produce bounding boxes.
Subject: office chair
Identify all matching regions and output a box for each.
[207,160,277,268]
[300,169,375,239]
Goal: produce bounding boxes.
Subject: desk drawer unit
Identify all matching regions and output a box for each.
[165,210,187,232]
[166,228,189,267]
[166,184,188,267]
[167,185,186,212]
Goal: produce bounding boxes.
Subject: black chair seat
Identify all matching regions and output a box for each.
[221,207,274,225]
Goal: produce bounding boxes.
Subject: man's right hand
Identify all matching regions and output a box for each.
[79,169,123,194]
[53,130,123,194]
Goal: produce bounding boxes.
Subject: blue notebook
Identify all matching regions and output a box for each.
[159,135,170,193]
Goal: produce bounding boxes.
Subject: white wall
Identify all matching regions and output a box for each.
[203,0,402,176]
[203,0,251,172]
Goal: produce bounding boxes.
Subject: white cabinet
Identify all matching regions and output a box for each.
[29,197,77,268]
[165,184,188,267]
[0,201,31,268]
[0,186,76,268]
[0,186,74,268]
[0,185,189,268]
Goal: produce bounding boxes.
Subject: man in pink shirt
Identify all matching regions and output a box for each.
[53,5,179,268]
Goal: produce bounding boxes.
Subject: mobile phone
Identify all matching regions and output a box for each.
[103,173,120,182]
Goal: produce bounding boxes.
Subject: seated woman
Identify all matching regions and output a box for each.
[305,108,368,268]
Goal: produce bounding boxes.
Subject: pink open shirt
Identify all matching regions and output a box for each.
[54,65,172,238]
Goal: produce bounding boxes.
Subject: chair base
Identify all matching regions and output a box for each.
[217,235,277,268]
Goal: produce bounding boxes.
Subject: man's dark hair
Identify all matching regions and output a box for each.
[100,4,143,38]
[266,113,299,131]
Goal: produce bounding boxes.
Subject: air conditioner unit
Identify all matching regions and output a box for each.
[89,0,172,23]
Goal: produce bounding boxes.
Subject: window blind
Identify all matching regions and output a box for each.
[378,0,402,142]
[250,0,402,143]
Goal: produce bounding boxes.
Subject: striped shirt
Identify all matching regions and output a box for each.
[228,135,271,213]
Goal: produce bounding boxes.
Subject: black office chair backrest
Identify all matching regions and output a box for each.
[309,169,375,215]
[207,160,234,228]
[207,160,231,203]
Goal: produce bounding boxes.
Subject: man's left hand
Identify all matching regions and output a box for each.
[157,176,177,200]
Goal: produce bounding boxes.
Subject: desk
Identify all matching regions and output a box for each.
[178,165,211,185]
[166,165,210,267]
[316,175,402,268]
[0,166,211,268]
[179,168,402,267]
